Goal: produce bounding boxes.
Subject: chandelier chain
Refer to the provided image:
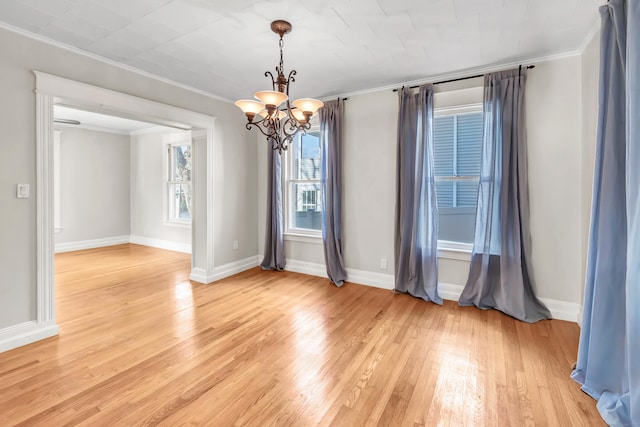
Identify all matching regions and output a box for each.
[279,36,284,74]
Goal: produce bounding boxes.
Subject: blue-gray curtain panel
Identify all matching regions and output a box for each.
[626,0,640,420]
[572,1,639,425]
[621,0,640,420]
[260,141,286,270]
[320,99,348,286]
[458,69,551,323]
[394,84,442,304]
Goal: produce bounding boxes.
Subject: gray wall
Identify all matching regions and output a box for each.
[580,30,600,300]
[55,127,195,248]
[55,127,130,244]
[130,130,191,245]
[258,55,590,306]
[0,26,257,330]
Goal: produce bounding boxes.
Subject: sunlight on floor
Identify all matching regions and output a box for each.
[173,281,195,337]
[434,349,482,426]
[292,310,328,408]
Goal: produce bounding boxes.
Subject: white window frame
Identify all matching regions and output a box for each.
[283,127,323,241]
[165,140,192,226]
[434,103,483,257]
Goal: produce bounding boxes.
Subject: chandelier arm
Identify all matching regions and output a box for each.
[264,71,277,91]
[285,70,297,96]
[268,116,292,152]
[270,117,283,145]
[246,119,276,140]
[281,134,294,152]
[281,117,307,138]
[283,100,296,124]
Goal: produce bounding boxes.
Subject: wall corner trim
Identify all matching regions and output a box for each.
[189,268,209,284]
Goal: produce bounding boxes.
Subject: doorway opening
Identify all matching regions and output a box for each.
[53,105,193,254]
[35,71,217,340]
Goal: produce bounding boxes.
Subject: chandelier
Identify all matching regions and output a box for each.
[235,20,324,153]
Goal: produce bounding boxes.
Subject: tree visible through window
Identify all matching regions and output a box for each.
[287,131,322,232]
[433,110,483,243]
[168,144,192,222]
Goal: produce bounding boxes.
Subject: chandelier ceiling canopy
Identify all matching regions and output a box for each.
[235,20,324,153]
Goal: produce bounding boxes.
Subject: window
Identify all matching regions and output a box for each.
[286,130,322,235]
[433,107,483,244]
[167,144,192,223]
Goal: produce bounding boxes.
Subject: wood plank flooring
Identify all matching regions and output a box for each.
[0,244,603,426]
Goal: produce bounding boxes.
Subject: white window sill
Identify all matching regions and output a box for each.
[437,241,472,261]
[284,233,322,244]
[163,220,191,229]
[54,227,63,234]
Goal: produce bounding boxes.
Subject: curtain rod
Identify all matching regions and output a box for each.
[392,65,535,92]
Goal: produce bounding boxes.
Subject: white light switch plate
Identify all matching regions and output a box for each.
[17,184,30,198]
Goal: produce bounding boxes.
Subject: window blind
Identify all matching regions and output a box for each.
[433,112,483,208]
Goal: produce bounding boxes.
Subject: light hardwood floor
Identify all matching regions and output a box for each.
[0,244,602,426]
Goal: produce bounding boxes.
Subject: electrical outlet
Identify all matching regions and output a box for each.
[380,258,388,270]
[17,184,30,199]
[233,240,239,250]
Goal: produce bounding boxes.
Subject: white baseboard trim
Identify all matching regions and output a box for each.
[209,255,261,283]
[281,258,581,323]
[577,305,584,328]
[129,235,191,254]
[345,268,394,290]
[0,320,59,353]
[189,267,208,284]
[439,282,465,302]
[540,298,582,323]
[190,256,261,284]
[55,235,130,253]
[285,259,328,279]
[55,235,192,254]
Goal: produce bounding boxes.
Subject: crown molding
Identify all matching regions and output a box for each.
[0,21,233,104]
[577,17,601,54]
[319,50,583,101]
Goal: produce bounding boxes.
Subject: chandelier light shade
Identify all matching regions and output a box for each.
[290,108,307,123]
[234,100,264,118]
[292,98,324,115]
[254,90,288,108]
[235,20,324,152]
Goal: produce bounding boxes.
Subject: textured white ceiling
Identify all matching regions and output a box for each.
[0,0,601,101]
